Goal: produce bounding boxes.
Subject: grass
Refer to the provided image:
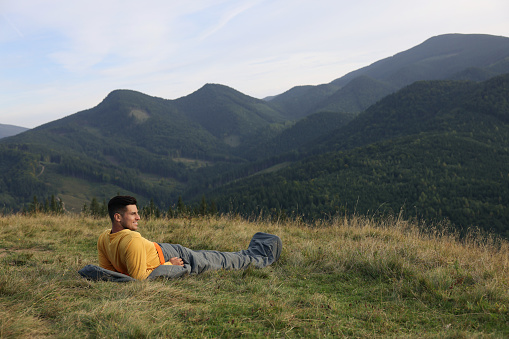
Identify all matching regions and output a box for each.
[0,213,507,338]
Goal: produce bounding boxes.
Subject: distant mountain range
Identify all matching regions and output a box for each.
[1,33,509,237]
[268,33,509,119]
[0,124,29,139]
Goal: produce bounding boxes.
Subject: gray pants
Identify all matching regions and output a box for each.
[149,232,282,279]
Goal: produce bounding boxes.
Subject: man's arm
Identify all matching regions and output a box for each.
[97,236,117,271]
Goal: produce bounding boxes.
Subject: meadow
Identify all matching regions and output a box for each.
[0,213,507,338]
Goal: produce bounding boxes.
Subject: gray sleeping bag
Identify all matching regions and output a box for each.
[79,232,282,282]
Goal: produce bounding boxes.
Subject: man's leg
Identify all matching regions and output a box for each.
[157,232,282,275]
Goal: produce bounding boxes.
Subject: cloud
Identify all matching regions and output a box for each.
[0,13,24,39]
[1,0,509,127]
[196,0,265,41]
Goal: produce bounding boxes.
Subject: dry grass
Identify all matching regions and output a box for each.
[0,213,507,337]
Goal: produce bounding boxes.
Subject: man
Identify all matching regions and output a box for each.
[97,195,184,280]
[96,195,282,281]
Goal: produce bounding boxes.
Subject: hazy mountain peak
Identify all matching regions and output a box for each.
[267,34,509,120]
[0,123,29,139]
[187,83,258,102]
[331,33,509,88]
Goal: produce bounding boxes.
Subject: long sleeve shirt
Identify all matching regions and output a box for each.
[97,229,171,280]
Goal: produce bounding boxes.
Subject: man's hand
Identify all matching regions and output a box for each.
[170,257,184,266]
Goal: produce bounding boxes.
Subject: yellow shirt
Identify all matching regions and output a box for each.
[97,229,170,280]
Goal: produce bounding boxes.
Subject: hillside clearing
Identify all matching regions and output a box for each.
[0,214,507,337]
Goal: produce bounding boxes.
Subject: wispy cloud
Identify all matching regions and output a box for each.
[197,0,264,41]
[1,0,508,127]
[0,13,24,39]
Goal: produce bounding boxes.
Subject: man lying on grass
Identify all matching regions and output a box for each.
[95,195,282,280]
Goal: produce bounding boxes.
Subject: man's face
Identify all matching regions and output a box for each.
[117,204,141,231]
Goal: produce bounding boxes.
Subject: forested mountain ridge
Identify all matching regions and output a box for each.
[6,85,288,162]
[268,34,509,118]
[0,86,289,210]
[243,111,356,161]
[208,74,509,237]
[264,84,340,120]
[1,34,509,239]
[23,87,281,158]
[174,83,286,139]
[314,73,509,153]
[314,75,397,114]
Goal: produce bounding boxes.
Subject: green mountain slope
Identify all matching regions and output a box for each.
[244,111,355,161]
[175,83,286,138]
[208,74,509,237]
[2,90,219,206]
[0,146,47,207]
[313,74,509,153]
[315,75,397,114]
[26,89,224,158]
[266,84,340,120]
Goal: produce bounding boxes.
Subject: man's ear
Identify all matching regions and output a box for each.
[114,213,122,222]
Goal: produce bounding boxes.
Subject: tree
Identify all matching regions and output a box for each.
[176,196,187,217]
[83,197,107,218]
[141,199,161,219]
[199,195,207,216]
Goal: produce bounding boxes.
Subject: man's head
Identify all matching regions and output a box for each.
[108,196,140,232]
[108,195,137,221]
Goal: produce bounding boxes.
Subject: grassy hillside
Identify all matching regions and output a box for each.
[0,213,507,337]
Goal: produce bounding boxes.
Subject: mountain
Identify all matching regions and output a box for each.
[268,34,509,118]
[314,75,397,114]
[314,73,509,153]
[244,111,355,161]
[265,84,340,120]
[331,34,509,88]
[1,34,509,239]
[174,83,285,139]
[208,74,509,237]
[0,85,287,211]
[0,124,29,139]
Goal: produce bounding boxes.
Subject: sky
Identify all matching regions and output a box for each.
[1,0,508,128]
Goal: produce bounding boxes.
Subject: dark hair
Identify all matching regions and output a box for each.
[108,195,137,221]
